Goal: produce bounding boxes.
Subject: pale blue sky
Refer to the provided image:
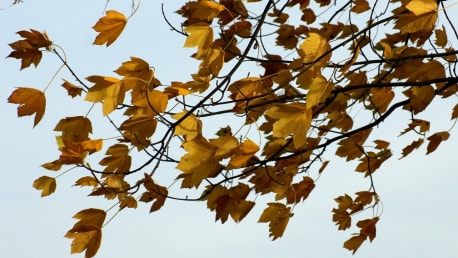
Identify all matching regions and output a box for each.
[1,1,457,257]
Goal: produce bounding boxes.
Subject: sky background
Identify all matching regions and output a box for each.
[1,1,458,257]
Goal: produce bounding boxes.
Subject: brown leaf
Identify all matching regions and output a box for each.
[426,131,450,154]
[32,176,56,197]
[61,80,83,98]
[7,29,52,69]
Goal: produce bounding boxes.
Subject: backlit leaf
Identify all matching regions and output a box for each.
[32,176,56,197]
[99,144,132,173]
[61,80,83,98]
[8,87,46,127]
[184,23,213,58]
[92,10,127,46]
[172,110,202,140]
[7,29,52,69]
[85,76,125,115]
[299,32,329,63]
[258,202,293,240]
[405,0,437,16]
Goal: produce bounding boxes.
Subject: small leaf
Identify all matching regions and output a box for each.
[405,0,437,16]
[61,80,83,98]
[183,22,213,58]
[8,87,46,127]
[426,131,449,154]
[7,29,52,69]
[32,176,56,197]
[258,202,293,240]
[85,76,125,115]
[92,10,127,46]
[343,235,365,254]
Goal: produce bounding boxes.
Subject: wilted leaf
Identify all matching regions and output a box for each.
[7,29,52,69]
[92,10,127,46]
[32,176,56,197]
[8,87,46,127]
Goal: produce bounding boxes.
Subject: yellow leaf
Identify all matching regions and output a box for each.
[85,75,125,115]
[80,139,103,155]
[379,42,393,59]
[99,144,132,173]
[32,176,56,197]
[65,224,102,258]
[209,135,239,159]
[54,116,92,142]
[227,139,260,168]
[258,203,293,240]
[206,184,255,223]
[306,74,334,109]
[61,80,83,98]
[92,10,127,46]
[74,176,99,187]
[299,32,329,63]
[172,110,202,140]
[405,0,437,16]
[69,208,106,229]
[8,87,46,127]
[426,131,449,154]
[336,129,372,161]
[119,195,137,210]
[266,103,312,148]
[114,56,151,79]
[184,22,213,58]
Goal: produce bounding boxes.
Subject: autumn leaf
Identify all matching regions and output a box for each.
[227,139,260,169]
[172,110,202,140]
[99,144,132,173]
[92,10,127,46]
[184,22,213,58]
[54,116,92,142]
[61,80,83,98]
[65,208,106,258]
[401,138,424,158]
[395,11,438,34]
[8,87,46,127]
[206,184,255,223]
[351,0,370,13]
[141,173,168,213]
[265,103,312,148]
[286,176,315,204]
[7,29,52,69]
[32,176,56,197]
[405,0,437,16]
[343,235,366,254]
[74,176,99,188]
[258,202,293,240]
[299,32,330,63]
[85,75,125,115]
[403,85,435,114]
[305,74,334,108]
[426,131,449,154]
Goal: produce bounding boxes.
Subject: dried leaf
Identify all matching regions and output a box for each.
[32,176,56,197]
[8,87,46,127]
[61,80,83,98]
[426,131,449,154]
[92,10,127,46]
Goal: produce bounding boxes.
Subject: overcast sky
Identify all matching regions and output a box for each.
[1,1,457,257]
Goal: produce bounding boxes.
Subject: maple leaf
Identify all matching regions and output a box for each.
[209,134,239,159]
[258,202,293,240]
[140,173,168,213]
[172,110,202,140]
[65,208,106,257]
[227,139,260,169]
[403,85,435,114]
[343,235,366,254]
[405,0,437,16]
[74,176,99,188]
[119,195,138,210]
[61,80,83,98]
[119,116,157,149]
[401,138,424,158]
[351,0,370,13]
[336,129,372,161]
[7,29,52,69]
[434,25,448,48]
[114,56,151,79]
[54,116,92,142]
[305,74,334,109]
[265,103,312,148]
[32,176,56,197]
[176,138,223,188]
[99,144,132,173]
[184,22,213,58]
[92,10,127,46]
[85,75,125,115]
[395,11,438,34]
[426,131,449,154]
[299,32,330,63]
[206,184,255,223]
[286,176,315,204]
[8,87,46,127]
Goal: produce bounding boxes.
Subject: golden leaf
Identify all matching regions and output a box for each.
[265,103,312,148]
[142,173,168,213]
[85,76,125,115]
[435,25,448,47]
[8,87,46,127]
[258,202,293,240]
[54,116,92,142]
[74,176,98,187]
[227,139,259,169]
[286,176,315,204]
[299,32,329,63]
[172,110,202,140]
[206,184,255,223]
[92,10,127,46]
[61,80,83,98]
[306,74,334,108]
[351,0,370,13]
[119,195,138,210]
[209,135,239,159]
[405,0,437,16]
[99,144,132,173]
[32,176,56,197]
[403,85,435,114]
[65,224,102,258]
[395,11,438,34]
[343,235,366,254]
[7,29,52,69]
[426,131,449,154]
[184,22,213,58]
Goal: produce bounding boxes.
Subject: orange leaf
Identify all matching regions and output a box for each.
[299,32,329,63]
[54,116,92,142]
[405,0,437,16]
[65,224,102,258]
[8,87,46,127]
[258,202,293,240]
[183,22,213,58]
[172,110,202,140]
[92,10,127,46]
[61,80,83,98]
[32,176,56,197]
[227,139,259,169]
